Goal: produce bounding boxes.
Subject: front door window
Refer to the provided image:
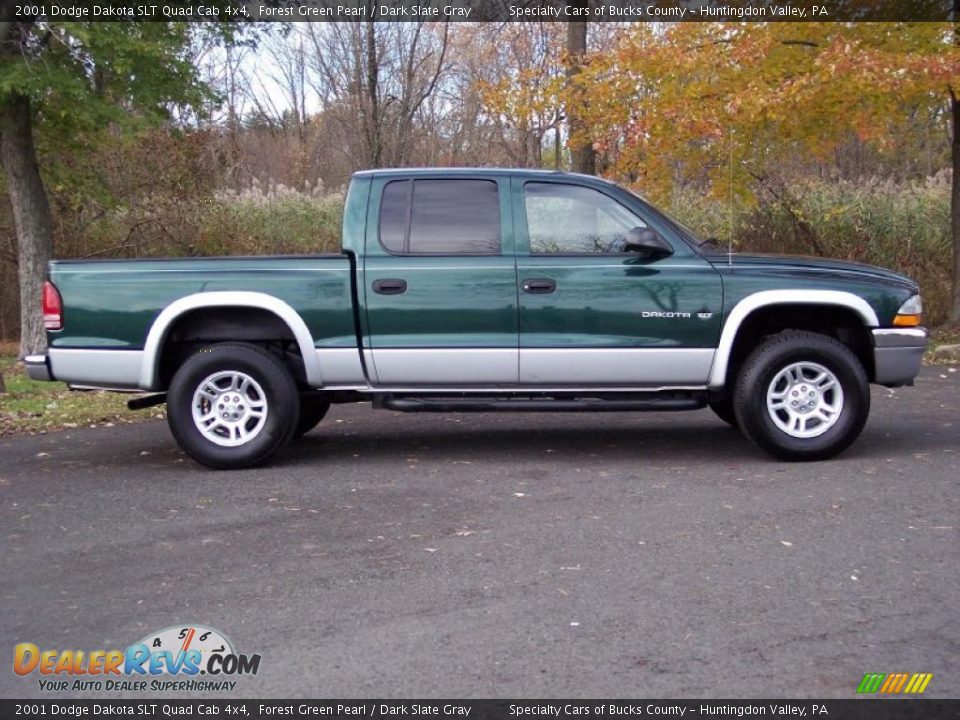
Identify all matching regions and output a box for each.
[525,182,647,255]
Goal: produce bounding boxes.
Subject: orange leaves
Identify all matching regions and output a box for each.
[469,22,958,204]
[564,22,959,203]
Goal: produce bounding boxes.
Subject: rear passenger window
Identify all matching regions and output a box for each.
[379,179,500,255]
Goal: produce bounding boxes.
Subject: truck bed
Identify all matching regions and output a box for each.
[46,254,359,389]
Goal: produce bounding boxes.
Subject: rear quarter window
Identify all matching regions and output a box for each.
[379,179,501,255]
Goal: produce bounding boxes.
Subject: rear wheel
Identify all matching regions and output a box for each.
[734,330,870,461]
[708,399,738,428]
[167,343,300,469]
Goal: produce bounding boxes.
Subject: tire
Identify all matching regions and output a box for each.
[733,330,870,461]
[166,343,300,469]
[708,399,739,428]
[293,396,331,439]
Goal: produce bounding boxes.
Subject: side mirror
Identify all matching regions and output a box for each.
[624,227,673,257]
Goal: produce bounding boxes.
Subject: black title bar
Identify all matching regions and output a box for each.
[4,700,960,720]
[1,0,955,23]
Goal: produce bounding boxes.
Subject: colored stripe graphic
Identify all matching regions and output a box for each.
[857,673,886,693]
[880,673,899,693]
[890,673,909,693]
[857,672,933,694]
[904,674,921,693]
[909,673,934,694]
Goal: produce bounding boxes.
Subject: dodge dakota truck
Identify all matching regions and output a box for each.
[25,168,927,468]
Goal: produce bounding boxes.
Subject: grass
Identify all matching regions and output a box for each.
[0,356,163,437]
[926,323,960,366]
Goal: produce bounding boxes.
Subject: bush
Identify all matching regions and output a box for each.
[670,174,953,325]
[59,183,345,260]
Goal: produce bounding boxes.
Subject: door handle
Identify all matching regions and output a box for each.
[522,278,556,294]
[372,279,407,295]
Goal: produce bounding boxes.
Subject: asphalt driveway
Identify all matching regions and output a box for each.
[1,368,958,698]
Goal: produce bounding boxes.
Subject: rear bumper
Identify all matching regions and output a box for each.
[24,354,53,382]
[872,328,927,386]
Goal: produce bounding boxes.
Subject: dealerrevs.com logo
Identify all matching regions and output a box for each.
[13,625,261,693]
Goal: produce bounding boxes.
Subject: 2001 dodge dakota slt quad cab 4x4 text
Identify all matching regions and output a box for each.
[25,169,928,468]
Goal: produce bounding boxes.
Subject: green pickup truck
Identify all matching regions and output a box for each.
[26,168,927,468]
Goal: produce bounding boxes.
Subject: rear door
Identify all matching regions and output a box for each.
[362,174,518,386]
[514,178,723,386]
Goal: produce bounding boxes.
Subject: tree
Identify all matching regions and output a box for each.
[476,22,625,171]
[951,0,960,322]
[0,21,53,361]
[0,13,241,358]
[565,17,595,175]
[573,22,960,317]
[304,22,450,170]
[475,23,567,168]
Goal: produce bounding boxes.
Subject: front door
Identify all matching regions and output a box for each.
[363,175,518,386]
[514,178,723,386]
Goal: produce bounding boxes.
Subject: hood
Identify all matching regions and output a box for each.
[704,252,918,291]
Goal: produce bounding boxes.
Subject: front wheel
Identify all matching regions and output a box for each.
[293,396,331,439]
[167,343,300,469]
[733,330,870,461]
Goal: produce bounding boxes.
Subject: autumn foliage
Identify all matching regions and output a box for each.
[561,23,960,203]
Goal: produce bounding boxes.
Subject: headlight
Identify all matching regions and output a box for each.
[893,295,923,327]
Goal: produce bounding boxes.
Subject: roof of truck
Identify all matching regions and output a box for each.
[351,167,600,180]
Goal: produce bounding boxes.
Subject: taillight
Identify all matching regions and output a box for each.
[42,281,63,331]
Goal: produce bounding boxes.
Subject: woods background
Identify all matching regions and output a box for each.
[1,19,958,353]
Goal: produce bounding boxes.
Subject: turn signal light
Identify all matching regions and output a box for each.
[892,295,922,327]
[42,281,63,331]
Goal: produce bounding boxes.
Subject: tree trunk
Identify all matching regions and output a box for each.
[554,125,562,170]
[951,1,960,323]
[364,20,381,167]
[0,92,53,358]
[0,370,6,394]
[950,90,960,324]
[566,19,595,176]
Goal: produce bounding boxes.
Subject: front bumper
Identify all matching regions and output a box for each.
[24,354,52,382]
[872,328,927,386]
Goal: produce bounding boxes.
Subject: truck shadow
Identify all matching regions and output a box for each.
[280,408,945,468]
[286,415,747,464]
